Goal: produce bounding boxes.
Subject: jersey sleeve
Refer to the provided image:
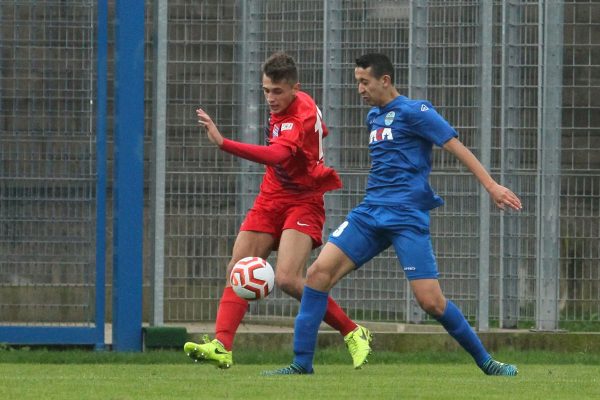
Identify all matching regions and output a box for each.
[269,117,304,155]
[321,118,329,138]
[407,101,458,147]
[366,108,378,129]
[220,139,292,165]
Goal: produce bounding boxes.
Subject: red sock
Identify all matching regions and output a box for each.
[214,286,249,351]
[323,296,357,336]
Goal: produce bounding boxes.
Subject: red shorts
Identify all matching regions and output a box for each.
[240,193,326,249]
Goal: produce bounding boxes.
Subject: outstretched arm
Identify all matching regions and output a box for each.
[442,137,522,210]
[221,139,291,165]
[196,107,292,166]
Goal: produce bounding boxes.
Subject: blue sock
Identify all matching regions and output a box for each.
[292,286,329,372]
[436,300,491,367]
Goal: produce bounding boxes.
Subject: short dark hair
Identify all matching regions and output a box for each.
[262,52,298,84]
[355,53,394,83]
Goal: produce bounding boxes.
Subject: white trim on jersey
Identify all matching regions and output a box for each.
[315,106,324,161]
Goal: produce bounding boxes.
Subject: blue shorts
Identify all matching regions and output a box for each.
[328,202,439,280]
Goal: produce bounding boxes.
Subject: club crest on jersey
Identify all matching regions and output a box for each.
[369,127,394,143]
[272,124,280,138]
[281,122,294,131]
[384,111,395,126]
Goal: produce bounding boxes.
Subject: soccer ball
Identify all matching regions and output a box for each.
[229,256,275,300]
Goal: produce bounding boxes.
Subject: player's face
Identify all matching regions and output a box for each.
[262,74,299,114]
[355,67,388,107]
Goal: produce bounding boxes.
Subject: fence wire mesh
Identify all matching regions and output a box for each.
[0,1,96,325]
[159,0,599,329]
[1,0,598,331]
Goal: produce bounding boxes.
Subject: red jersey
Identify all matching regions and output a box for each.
[260,91,342,198]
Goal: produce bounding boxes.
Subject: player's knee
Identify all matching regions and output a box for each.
[225,259,237,278]
[305,261,334,291]
[274,274,302,298]
[417,296,446,317]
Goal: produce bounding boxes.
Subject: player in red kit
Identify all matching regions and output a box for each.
[184,52,373,370]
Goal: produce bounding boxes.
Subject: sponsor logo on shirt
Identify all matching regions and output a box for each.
[272,124,280,138]
[384,111,395,126]
[420,104,429,112]
[369,127,394,143]
[281,122,294,131]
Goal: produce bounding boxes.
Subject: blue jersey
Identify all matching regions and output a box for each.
[363,95,458,209]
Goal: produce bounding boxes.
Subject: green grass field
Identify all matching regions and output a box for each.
[0,350,598,400]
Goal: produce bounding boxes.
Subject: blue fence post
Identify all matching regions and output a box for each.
[95,0,108,351]
[112,1,145,351]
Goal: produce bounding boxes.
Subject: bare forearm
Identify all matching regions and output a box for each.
[443,137,522,210]
[443,138,495,191]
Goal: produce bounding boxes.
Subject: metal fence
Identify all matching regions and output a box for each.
[0,0,104,345]
[158,0,599,331]
[1,0,598,337]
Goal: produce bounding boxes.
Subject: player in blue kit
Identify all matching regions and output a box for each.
[263,53,522,376]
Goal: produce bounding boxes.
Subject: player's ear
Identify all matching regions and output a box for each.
[292,82,300,93]
[381,74,392,87]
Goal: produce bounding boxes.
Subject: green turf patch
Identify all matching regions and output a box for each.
[0,363,598,400]
[0,348,599,365]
